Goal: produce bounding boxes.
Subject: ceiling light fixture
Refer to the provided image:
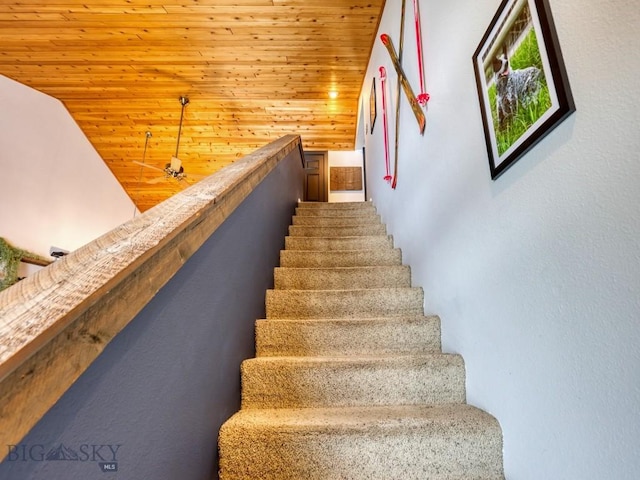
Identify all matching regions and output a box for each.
[328,90,339,99]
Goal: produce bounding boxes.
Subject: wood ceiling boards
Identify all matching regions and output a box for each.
[0,0,385,211]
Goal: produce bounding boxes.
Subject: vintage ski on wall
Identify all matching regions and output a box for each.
[380,33,426,135]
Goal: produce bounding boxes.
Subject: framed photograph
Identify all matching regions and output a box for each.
[369,77,377,134]
[473,0,575,179]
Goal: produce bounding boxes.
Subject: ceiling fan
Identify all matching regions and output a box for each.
[134,96,203,185]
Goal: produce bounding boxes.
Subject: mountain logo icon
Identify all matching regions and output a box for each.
[45,444,79,461]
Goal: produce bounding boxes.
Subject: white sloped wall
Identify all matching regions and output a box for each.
[0,75,138,269]
[359,0,640,478]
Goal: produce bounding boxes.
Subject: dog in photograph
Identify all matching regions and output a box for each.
[492,51,542,129]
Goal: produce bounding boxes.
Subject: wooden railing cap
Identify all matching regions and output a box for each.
[0,134,302,383]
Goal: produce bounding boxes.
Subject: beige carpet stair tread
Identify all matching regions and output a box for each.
[274,265,412,289]
[221,403,498,436]
[219,404,504,480]
[291,215,382,226]
[289,224,387,237]
[297,201,375,209]
[241,354,465,408]
[279,248,402,267]
[294,207,379,217]
[266,287,424,319]
[256,316,441,356]
[285,235,394,251]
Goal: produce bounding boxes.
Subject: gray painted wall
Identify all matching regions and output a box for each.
[0,149,303,480]
[361,0,640,478]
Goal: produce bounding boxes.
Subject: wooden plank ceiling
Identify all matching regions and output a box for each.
[0,0,384,211]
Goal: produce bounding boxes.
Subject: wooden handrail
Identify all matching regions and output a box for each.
[0,135,303,456]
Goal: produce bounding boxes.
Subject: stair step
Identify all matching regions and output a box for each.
[280,249,401,268]
[218,404,504,480]
[295,207,378,218]
[284,235,394,251]
[289,224,386,237]
[274,265,411,289]
[297,201,374,210]
[266,287,424,319]
[241,354,465,409]
[255,316,441,357]
[291,215,381,226]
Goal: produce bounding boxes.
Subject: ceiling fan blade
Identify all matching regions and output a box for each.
[133,161,165,173]
[146,176,168,184]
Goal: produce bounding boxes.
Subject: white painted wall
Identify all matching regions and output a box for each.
[0,75,138,275]
[360,1,640,478]
[328,150,365,203]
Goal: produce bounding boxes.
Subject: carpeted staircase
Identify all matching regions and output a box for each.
[218,201,504,479]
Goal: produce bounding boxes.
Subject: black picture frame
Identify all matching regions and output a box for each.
[369,77,377,134]
[473,0,575,179]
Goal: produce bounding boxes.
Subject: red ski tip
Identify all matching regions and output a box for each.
[417,93,430,106]
[380,33,390,45]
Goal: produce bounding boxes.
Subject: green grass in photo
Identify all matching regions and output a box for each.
[487,29,553,156]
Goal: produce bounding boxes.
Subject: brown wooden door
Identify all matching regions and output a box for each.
[303,151,328,202]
